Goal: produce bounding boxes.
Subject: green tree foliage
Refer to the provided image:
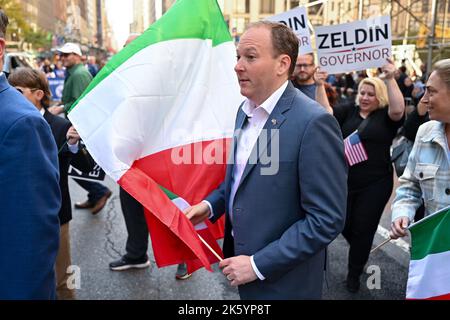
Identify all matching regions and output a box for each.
[24,29,52,50]
[0,0,51,50]
[0,0,30,35]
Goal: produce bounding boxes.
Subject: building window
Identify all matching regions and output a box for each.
[290,1,300,8]
[233,17,249,34]
[348,2,352,12]
[237,0,250,13]
[309,1,322,15]
[260,0,274,14]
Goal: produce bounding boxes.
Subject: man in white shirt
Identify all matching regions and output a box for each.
[186,21,347,299]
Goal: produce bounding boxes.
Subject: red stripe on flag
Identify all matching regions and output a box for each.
[407,293,450,300]
[426,293,450,300]
[119,168,214,271]
[120,139,230,273]
[134,139,231,239]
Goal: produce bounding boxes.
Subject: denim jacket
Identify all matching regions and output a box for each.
[391,121,450,222]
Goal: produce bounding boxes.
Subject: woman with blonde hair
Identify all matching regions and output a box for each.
[316,59,405,292]
[390,59,450,237]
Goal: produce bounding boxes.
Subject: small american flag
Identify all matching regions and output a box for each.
[344,131,368,166]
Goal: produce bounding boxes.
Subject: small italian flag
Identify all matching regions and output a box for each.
[68,0,242,272]
[407,206,450,300]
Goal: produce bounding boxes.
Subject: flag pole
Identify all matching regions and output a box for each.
[197,234,223,262]
[370,237,392,254]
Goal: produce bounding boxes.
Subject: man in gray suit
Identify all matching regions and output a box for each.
[186,21,347,299]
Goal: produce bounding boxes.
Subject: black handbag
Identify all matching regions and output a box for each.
[70,144,96,174]
[391,136,414,177]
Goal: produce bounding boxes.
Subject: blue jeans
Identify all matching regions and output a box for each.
[73,179,109,203]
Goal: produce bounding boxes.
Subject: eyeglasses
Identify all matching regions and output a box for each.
[296,63,314,69]
[61,53,72,57]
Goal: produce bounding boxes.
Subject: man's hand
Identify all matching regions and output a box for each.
[48,105,65,115]
[66,126,80,145]
[390,216,410,239]
[313,67,328,86]
[184,202,211,226]
[220,255,258,287]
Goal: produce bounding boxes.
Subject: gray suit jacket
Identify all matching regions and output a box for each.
[206,83,348,299]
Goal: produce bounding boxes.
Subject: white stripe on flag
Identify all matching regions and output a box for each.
[171,197,207,231]
[407,250,450,299]
[69,39,241,182]
[344,140,355,165]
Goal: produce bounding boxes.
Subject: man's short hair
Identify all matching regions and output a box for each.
[301,52,315,63]
[246,21,299,76]
[0,10,9,38]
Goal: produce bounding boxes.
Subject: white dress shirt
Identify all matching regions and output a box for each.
[206,81,288,281]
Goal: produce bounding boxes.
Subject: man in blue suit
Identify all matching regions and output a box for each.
[0,10,61,299]
[186,22,347,299]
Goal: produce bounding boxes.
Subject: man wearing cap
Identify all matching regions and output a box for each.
[49,43,92,115]
[49,42,112,215]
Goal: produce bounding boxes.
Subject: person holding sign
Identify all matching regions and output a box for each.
[390,59,450,239]
[316,58,405,293]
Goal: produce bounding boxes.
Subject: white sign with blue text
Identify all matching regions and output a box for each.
[315,16,392,74]
[266,6,313,55]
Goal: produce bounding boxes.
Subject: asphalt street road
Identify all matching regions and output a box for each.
[68,175,409,300]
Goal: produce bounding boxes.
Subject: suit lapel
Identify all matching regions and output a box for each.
[237,83,297,188]
[0,74,10,94]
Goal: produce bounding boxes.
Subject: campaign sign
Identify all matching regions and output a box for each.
[48,77,65,102]
[315,16,392,74]
[68,164,106,182]
[266,6,313,55]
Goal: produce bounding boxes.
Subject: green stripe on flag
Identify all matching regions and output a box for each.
[69,0,231,113]
[160,185,178,201]
[410,207,450,260]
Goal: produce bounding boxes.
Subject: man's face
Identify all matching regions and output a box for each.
[235,26,285,106]
[422,71,450,123]
[61,52,79,68]
[293,54,315,83]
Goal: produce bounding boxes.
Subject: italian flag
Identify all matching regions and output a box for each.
[68,0,242,273]
[407,206,450,300]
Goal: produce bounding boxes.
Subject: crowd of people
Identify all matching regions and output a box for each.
[37,53,101,81]
[1,8,449,300]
